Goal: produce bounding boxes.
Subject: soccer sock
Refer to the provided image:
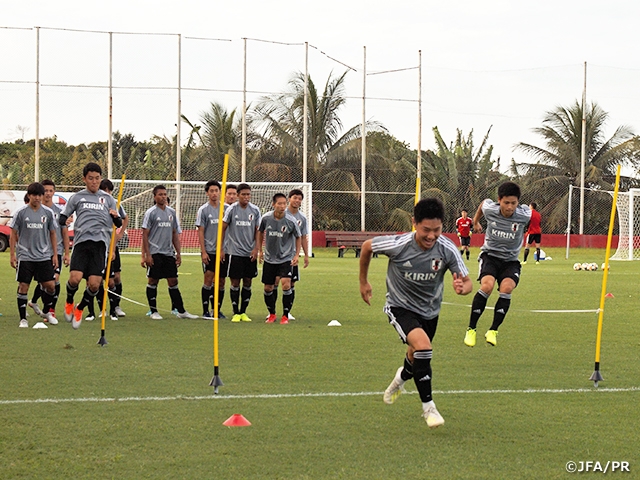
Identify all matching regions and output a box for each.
[201,285,213,314]
[469,289,490,329]
[168,285,185,313]
[108,287,117,315]
[466,250,470,260]
[146,284,158,313]
[263,290,276,314]
[412,349,433,403]
[290,286,295,312]
[230,286,240,314]
[77,287,98,311]
[490,293,511,331]
[401,355,414,381]
[66,281,78,304]
[96,284,105,311]
[282,288,293,317]
[31,283,42,304]
[240,286,252,314]
[114,282,123,307]
[524,248,530,262]
[217,288,225,312]
[17,292,28,320]
[460,249,464,255]
[41,287,55,314]
[52,281,60,312]
[535,247,540,261]
[87,297,96,317]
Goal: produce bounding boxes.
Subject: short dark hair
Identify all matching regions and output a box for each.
[461,209,467,213]
[530,202,538,210]
[205,180,221,192]
[272,193,287,203]
[414,198,445,224]
[288,188,304,199]
[497,181,521,200]
[41,179,55,188]
[226,184,237,192]
[100,179,114,192]
[27,182,45,196]
[24,193,29,203]
[237,183,251,193]
[82,162,102,177]
[153,185,167,196]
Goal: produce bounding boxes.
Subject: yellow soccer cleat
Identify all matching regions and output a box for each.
[422,404,445,429]
[383,367,406,405]
[464,328,476,347]
[231,314,242,323]
[240,313,252,322]
[485,329,498,346]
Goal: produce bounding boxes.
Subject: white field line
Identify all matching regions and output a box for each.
[1,386,639,406]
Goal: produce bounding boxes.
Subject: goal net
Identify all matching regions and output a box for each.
[110,180,313,256]
[610,188,640,260]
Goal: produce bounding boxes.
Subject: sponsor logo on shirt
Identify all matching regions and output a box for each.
[236,220,252,226]
[27,223,44,229]
[403,271,438,281]
[268,231,284,237]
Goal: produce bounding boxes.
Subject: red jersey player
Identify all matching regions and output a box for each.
[523,202,542,264]
[456,209,473,260]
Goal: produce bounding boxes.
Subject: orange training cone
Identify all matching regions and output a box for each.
[605,293,614,298]
[223,414,252,427]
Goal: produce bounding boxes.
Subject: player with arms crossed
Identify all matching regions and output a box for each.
[141,185,197,319]
[463,181,531,347]
[360,198,472,428]
[9,182,59,327]
[522,202,542,264]
[257,193,301,324]
[221,183,261,323]
[59,163,122,329]
[456,209,473,260]
[196,180,226,318]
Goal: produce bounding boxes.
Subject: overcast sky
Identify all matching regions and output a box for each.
[3,0,640,172]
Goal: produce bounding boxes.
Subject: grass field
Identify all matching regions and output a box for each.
[1,247,638,479]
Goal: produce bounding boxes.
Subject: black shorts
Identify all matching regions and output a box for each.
[54,254,62,275]
[526,233,542,245]
[102,247,121,279]
[459,236,471,247]
[147,254,178,280]
[202,251,225,278]
[70,240,107,277]
[384,305,438,345]
[220,254,230,277]
[262,261,293,285]
[228,255,258,279]
[291,265,300,283]
[478,252,521,287]
[17,260,56,284]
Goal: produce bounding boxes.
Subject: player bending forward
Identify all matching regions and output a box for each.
[359,198,472,428]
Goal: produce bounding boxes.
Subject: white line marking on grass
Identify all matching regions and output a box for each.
[1,386,639,406]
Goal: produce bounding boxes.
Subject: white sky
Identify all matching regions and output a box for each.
[3,0,640,172]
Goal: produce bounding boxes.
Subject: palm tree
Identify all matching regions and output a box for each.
[515,100,640,233]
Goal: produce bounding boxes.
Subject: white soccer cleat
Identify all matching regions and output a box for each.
[422,403,445,429]
[177,311,199,319]
[288,313,295,320]
[383,367,406,405]
[85,315,95,322]
[43,312,58,325]
[110,314,118,321]
[115,306,126,317]
[28,301,43,316]
[150,312,163,320]
[19,319,28,328]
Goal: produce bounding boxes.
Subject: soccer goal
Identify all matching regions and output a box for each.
[110,180,313,256]
[610,188,640,260]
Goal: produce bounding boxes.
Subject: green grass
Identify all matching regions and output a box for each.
[1,247,638,479]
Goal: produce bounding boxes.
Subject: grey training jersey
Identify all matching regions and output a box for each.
[259,211,301,264]
[287,208,308,236]
[480,199,531,262]
[48,202,64,255]
[62,188,118,247]
[222,201,261,257]
[9,204,56,261]
[195,202,226,253]
[371,233,468,319]
[142,204,181,256]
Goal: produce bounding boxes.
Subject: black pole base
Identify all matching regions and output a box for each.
[97,335,108,347]
[589,370,603,387]
[210,374,224,394]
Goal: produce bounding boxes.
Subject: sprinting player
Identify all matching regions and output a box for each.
[93,179,128,320]
[455,209,473,260]
[221,183,261,323]
[359,198,472,428]
[59,163,122,329]
[523,202,542,264]
[257,193,301,325]
[10,182,59,327]
[141,185,197,320]
[463,181,531,347]
[196,180,226,318]
[28,179,69,320]
[285,188,309,320]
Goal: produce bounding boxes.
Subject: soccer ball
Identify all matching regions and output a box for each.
[573,263,582,271]
[581,263,589,271]
[590,263,598,271]
[601,263,610,271]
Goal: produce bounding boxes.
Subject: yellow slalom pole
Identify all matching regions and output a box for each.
[412,177,420,232]
[98,174,126,346]
[590,165,621,386]
[210,154,229,391]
